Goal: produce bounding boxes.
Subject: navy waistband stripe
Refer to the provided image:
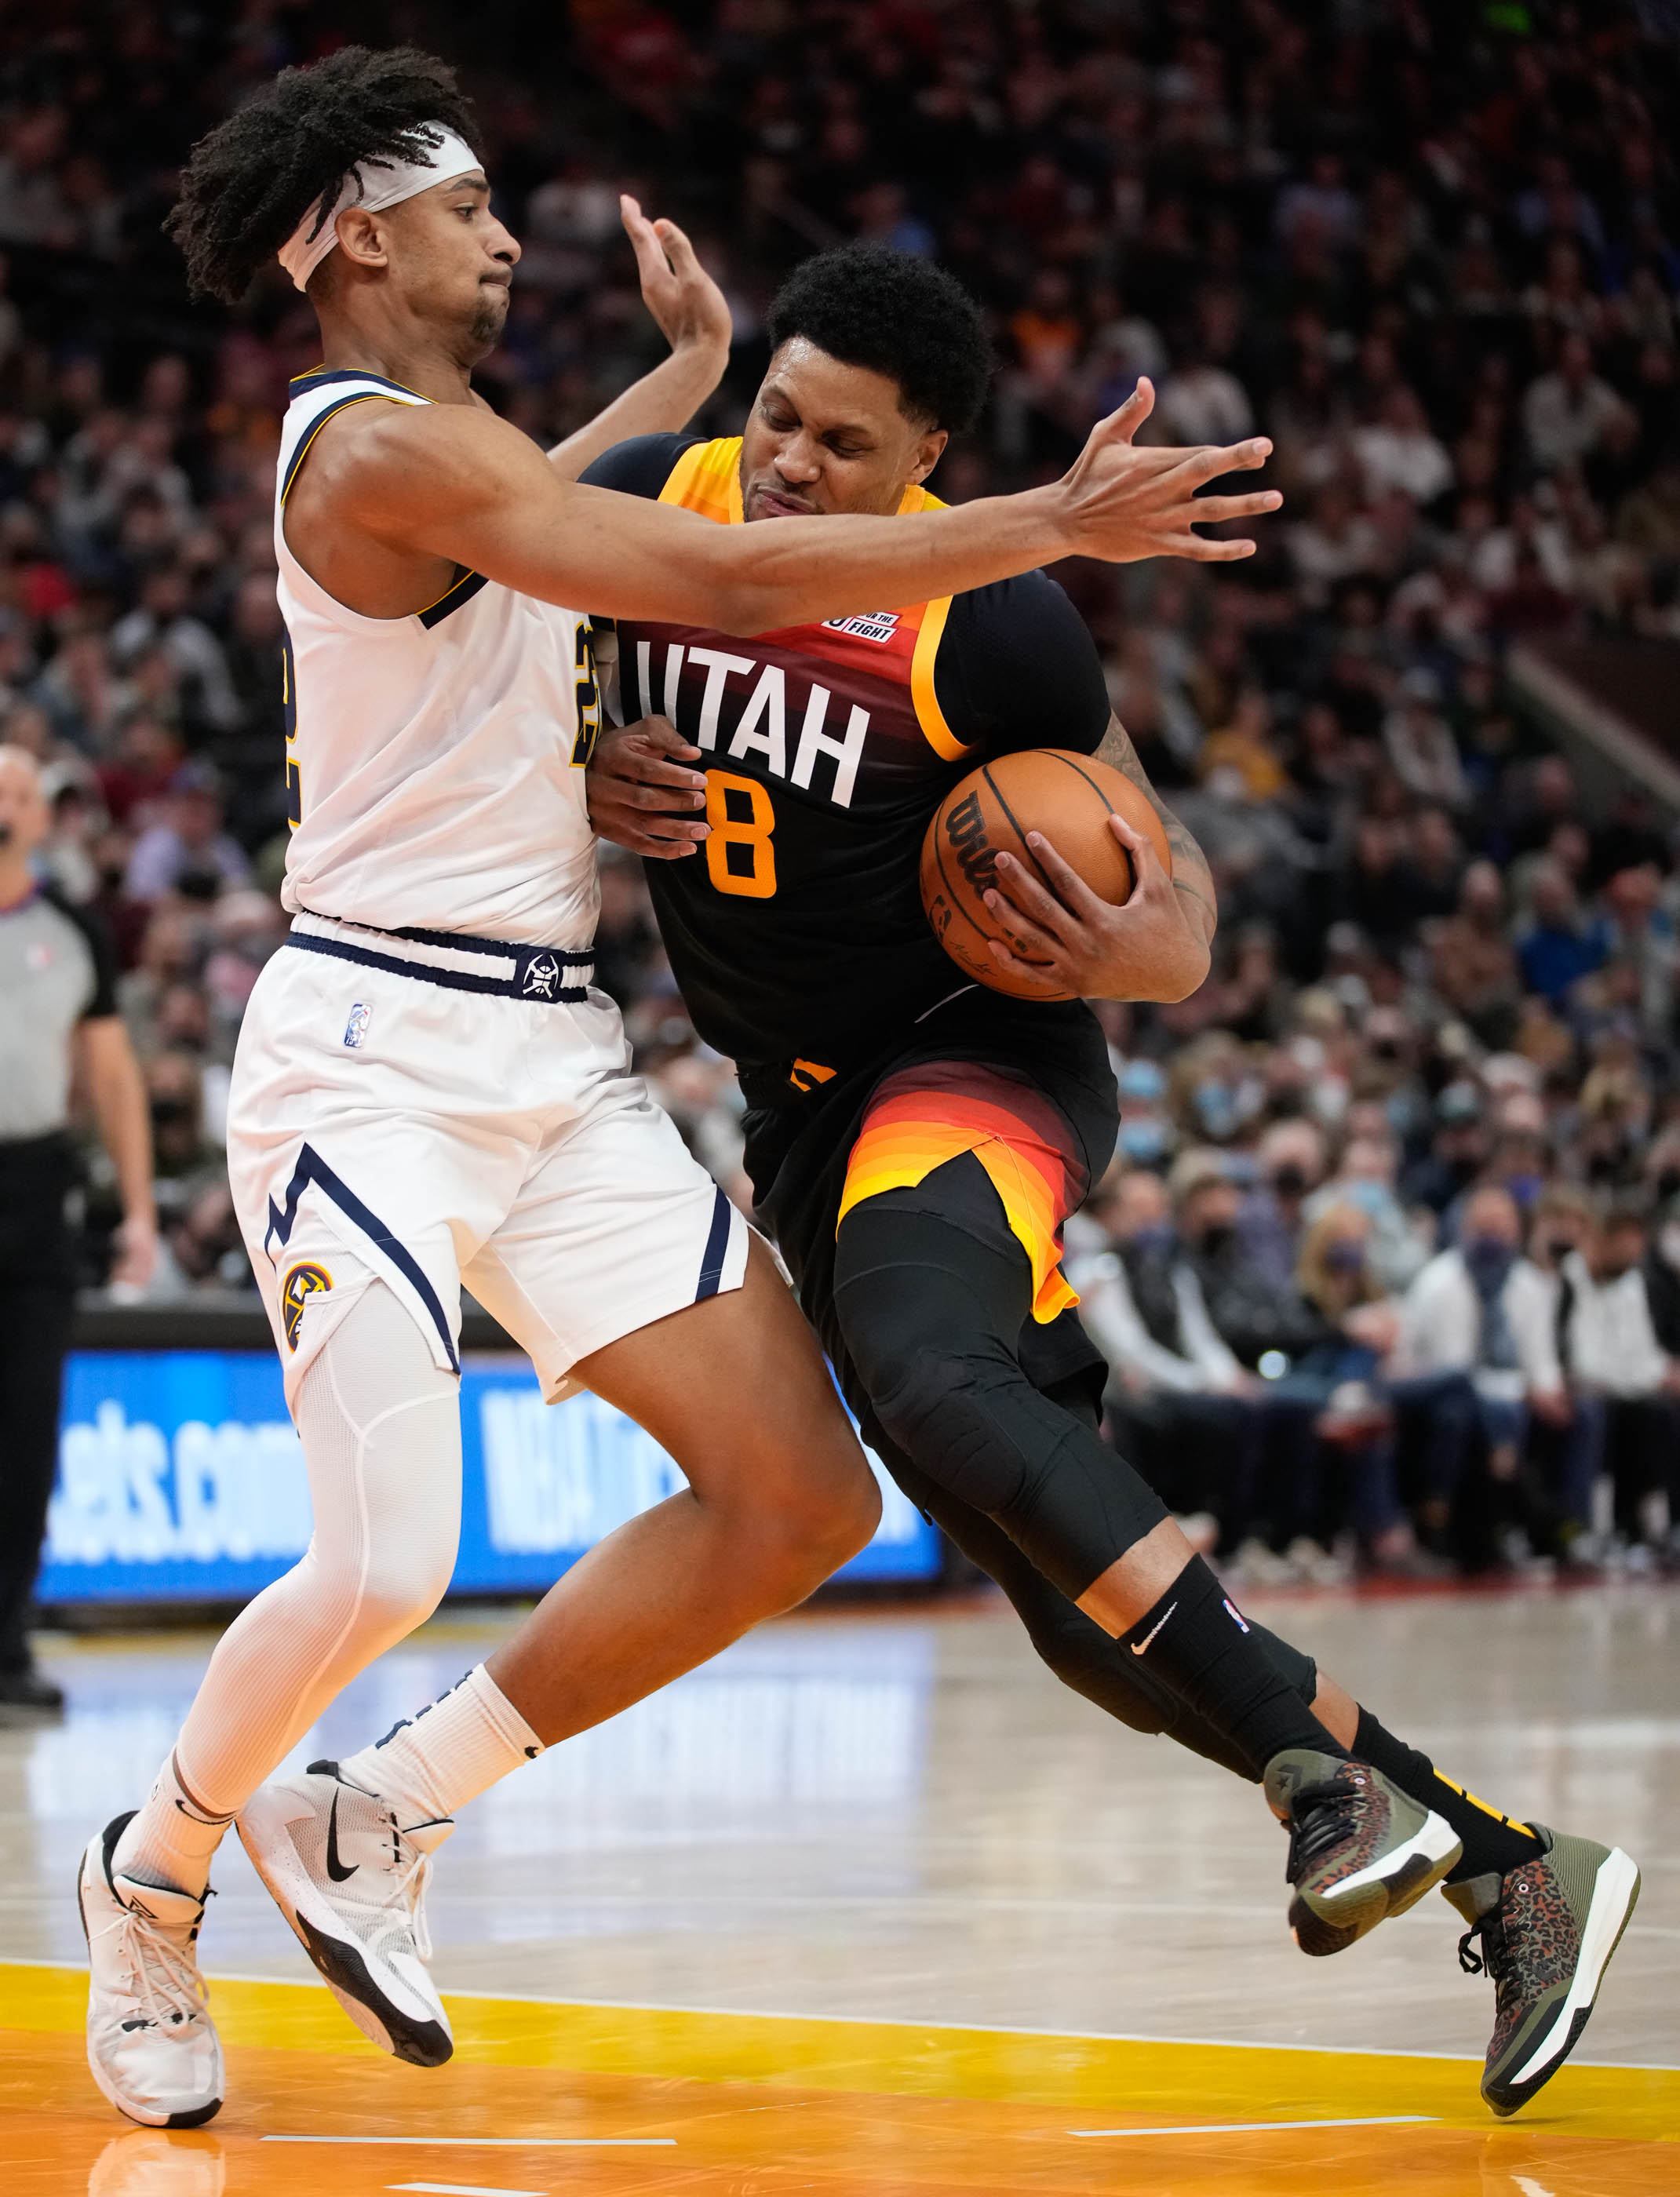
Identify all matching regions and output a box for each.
[386,920,594,963]
[285,927,589,1002]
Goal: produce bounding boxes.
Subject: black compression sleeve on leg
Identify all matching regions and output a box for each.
[832,1164,1170,1601]
[873,1418,1317,1783]
[1120,1557,1348,1783]
[1352,1708,1543,1885]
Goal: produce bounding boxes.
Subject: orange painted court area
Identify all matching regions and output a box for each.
[7,1962,1677,2197]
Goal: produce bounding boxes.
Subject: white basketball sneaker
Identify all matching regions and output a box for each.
[237,1760,454,2066]
[78,1814,224,2127]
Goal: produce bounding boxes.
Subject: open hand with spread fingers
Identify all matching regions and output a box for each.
[1055,377,1281,565]
[983,809,1211,1004]
[618,195,733,363]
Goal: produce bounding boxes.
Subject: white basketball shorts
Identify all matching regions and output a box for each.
[226,911,748,1408]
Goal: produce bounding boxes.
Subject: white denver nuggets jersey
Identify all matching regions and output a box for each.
[274,369,599,946]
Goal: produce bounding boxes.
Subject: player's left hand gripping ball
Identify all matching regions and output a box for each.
[985,812,1204,1004]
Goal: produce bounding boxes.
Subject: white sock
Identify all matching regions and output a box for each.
[111,1749,235,1899]
[339,1665,543,1824]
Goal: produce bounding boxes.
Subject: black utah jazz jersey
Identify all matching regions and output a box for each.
[581,433,1110,1071]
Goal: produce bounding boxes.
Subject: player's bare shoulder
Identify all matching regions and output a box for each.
[284,395,530,617]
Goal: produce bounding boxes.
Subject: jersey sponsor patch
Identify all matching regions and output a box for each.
[281,1260,333,1352]
[822,610,900,643]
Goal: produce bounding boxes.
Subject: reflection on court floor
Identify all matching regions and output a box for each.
[7,1962,1677,2196]
[3,1590,1676,2191]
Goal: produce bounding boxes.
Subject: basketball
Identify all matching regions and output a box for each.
[919,749,1174,999]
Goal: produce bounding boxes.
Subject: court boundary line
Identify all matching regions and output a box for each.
[5,1958,1675,2073]
[263,2137,676,2148]
[1070,2114,1439,2137]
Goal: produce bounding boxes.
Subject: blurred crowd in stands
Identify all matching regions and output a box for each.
[4,2,1680,1577]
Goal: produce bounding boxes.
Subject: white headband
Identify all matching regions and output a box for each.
[277,124,481,293]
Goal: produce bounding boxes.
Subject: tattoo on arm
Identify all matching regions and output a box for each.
[1095,714,1219,942]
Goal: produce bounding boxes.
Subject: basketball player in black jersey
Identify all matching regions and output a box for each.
[580,244,1639,2115]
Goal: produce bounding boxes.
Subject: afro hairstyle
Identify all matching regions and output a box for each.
[764,242,993,434]
[167,44,483,304]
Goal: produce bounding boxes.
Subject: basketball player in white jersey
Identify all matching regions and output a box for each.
[77,47,1284,2126]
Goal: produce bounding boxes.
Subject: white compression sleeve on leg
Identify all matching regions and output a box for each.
[114,1283,461,1893]
[340,1664,545,1824]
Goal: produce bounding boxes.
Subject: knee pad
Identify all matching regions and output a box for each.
[868,1339,1032,1517]
[848,1313,1168,1602]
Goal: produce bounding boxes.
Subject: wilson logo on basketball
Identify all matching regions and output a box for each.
[942,789,999,894]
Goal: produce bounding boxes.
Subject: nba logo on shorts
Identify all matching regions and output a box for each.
[343,1000,371,1049]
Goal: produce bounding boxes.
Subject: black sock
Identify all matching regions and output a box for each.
[1353,1708,1544,1885]
[1120,1557,1349,1783]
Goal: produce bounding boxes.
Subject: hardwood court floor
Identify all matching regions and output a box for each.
[2,1583,1676,2192]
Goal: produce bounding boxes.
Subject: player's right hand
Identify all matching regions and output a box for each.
[619,196,733,363]
[586,716,711,858]
[1056,378,1281,564]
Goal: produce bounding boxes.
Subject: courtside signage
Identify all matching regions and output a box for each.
[38,1350,938,1602]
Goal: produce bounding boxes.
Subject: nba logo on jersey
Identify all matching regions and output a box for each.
[343,1001,371,1050]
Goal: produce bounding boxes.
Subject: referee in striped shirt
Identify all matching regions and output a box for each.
[0,747,156,1711]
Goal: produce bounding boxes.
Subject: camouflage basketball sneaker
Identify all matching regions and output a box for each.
[1447,1826,1641,2116]
[1263,1748,1463,1956]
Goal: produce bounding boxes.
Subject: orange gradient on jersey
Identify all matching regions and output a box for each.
[837,1066,1083,1324]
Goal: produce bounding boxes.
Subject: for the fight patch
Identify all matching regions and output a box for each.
[281,1259,333,1351]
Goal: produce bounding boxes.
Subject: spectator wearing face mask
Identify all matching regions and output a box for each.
[123,760,250,904]
[1529,1182,1597,1281]
[1113,1057,1173,1169]
[1238,1117,1327,1293]
[1072,1168,1263,1558]
[1556,1200,1680,1568]
[1174,1148,1329,1368]
[1401,1080,1489,1215]
[1442,1095,1552,1242]
[1392,1184,1572,1562]
[1303,1130,1432,1295]
[1523,1186,1607,1554]
[1292,1204,1423,1572]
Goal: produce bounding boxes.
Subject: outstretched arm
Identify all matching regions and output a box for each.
[547,197,732,482]
[324,380,1280,636]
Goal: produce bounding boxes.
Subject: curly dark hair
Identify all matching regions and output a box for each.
[764,243,993,434]
[166,45,483,303]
